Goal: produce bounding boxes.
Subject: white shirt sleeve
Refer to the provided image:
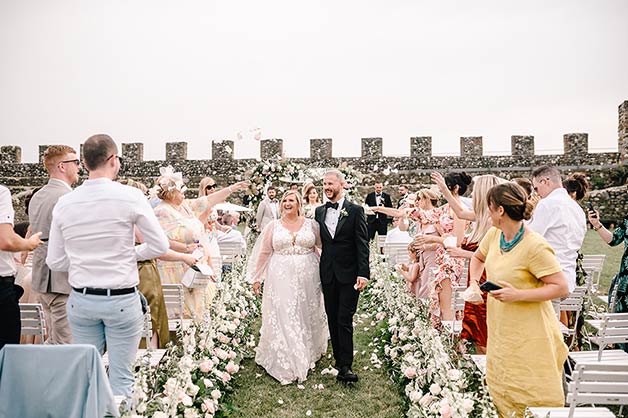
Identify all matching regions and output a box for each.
[46,205,70,271]
[133,194,170,261]
[0,187,14,225]
[528,200,552,236]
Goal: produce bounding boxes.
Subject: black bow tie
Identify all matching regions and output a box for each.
[325,201,339,210]
[376,193,382,197]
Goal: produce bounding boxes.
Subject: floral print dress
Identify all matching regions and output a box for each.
[429,204,467,328]
[154,198,216,319]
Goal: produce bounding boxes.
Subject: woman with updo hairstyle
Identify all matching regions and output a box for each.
[301,182,321,219]
[468,182,569,418]
[416,171,471,328]
[153,167,248,319]
[563,172,589,202]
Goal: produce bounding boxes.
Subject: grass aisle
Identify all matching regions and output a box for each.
[222,305,405,418]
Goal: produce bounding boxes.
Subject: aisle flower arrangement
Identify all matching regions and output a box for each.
[124,261,259,418]
[364,250,498,418]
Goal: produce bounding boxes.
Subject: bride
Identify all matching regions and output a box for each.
[249,189,329,384]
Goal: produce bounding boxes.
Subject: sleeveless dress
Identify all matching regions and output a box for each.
[253,219,329,384]
[137,259,170,348]
[459,240,488,349]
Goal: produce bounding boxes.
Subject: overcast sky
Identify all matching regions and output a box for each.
[1,0,627,163]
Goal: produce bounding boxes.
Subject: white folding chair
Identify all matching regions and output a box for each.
[526,362,628,418]
[581,254,606,295]
[558,287,587,349]
[382,242,410,266]
[568,312,628,371]
[161,283,188,330]
[102,308,153,368]
[19,303,46,344]
[441,285,466,341]
[217,241,245,267]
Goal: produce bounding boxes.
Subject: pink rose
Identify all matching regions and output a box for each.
[226,361,239,374]
[403,367,417,379]
[199,359,214,373]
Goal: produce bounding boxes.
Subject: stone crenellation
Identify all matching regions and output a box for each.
[1,100,627,223]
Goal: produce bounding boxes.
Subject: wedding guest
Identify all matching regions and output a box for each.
[416,172,470,327]
[529,166,586,293]
[396,184,409,208]
[302,182,322,219]
[256,186,279,231]
[431,172,505,352]
[153,168,248,318]
[198,177,235,235]
[468,182,569,417]
[119,178,197,349]
[13,219,39,344]
[46,134,169,399]
[395,244,424,298]
[29,145,80,345]
[0,185,42,350]
[216,212,247,253]
[384,217,412,245]
[249,190,328,384]
[587,209,628,328]
[365,182,393,240]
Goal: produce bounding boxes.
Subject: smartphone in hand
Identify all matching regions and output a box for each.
[479,281,503,292]
[585,201,597,218]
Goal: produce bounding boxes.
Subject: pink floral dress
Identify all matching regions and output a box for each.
[429,204,467,328]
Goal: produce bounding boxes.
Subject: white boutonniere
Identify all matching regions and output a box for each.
[339,208,349,220]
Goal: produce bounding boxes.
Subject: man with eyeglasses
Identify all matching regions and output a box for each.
[529,165,586,293]
[47,134,169,399]
[29,145,81,345]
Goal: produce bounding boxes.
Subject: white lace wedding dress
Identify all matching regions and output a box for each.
[250,218,329,384]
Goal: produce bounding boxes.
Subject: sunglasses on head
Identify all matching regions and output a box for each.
[205,184,217,190]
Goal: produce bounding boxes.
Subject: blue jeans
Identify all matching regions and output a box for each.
[67,291,143,397]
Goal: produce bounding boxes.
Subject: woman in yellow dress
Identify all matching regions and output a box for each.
[468,182,569,418]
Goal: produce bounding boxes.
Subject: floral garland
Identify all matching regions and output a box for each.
[124,260,259,418]
[242,158,365,229]
[364,247,498,418]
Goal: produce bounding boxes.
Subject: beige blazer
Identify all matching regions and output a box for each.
[255,198,278,231]
[29,179,71,294]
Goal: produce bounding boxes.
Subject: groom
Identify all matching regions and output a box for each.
[315,169,370,383]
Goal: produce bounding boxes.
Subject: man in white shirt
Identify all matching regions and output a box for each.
[47,134,169,398]
[29,145,81,345]
[384,217,412,245]
[216,212,247,252]
[0,185,43,349]
[255,186,279,231]
[529,166,587,293]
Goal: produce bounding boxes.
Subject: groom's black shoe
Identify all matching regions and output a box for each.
[337,366,358,383]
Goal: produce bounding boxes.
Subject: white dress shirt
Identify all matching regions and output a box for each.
[47,178,169,289]
[384,227,412,245]
[324,197,345,238]
[0,186,16,276]
[528,187,587,292]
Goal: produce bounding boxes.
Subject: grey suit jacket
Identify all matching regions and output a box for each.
[29,179,72,294]
[255,198,278,231]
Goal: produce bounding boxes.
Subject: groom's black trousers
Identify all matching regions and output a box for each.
[321,275,359,369]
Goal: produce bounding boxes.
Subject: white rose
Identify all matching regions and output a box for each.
[419,393,432,406]
[408,390,422,402]
[211,389,222,399]
[429,383,441,395]
[184,408,199,418]
[447,369,461,381]
[153,412,169,418]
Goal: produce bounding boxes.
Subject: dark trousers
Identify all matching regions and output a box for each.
[0,279,22,350]
[367,221,387,240]
[322,276,359,369]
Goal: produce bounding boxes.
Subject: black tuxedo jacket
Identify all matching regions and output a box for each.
[364,191,392,224]
[315,200,370,285]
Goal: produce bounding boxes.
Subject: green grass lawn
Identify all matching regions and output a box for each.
[580,229,625,294]
[221,311,405,418]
